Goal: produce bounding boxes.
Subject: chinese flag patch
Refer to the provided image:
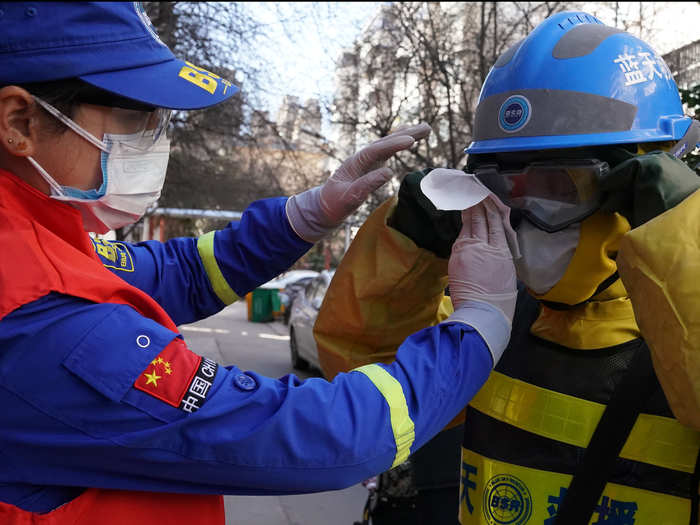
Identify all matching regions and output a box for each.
[134,338,218,412]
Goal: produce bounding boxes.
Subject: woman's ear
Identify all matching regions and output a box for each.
[0,86,39,158]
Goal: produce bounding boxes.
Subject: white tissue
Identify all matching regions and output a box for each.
[420,168,521,259]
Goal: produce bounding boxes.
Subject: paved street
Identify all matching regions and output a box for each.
[179,301,367,525]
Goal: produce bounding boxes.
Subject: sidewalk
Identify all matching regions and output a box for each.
[181,302,368,525]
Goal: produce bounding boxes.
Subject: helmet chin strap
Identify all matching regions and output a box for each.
[539,271,620,311]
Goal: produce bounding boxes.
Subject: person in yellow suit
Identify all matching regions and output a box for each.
[316,11,700,525]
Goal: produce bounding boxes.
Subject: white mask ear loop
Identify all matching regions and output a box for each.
[33,97,109,153]
[26,156,67,196]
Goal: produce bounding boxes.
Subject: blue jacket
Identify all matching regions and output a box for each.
[0,195,496,513]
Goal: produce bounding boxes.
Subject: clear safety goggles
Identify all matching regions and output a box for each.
[34,96,171,153]
[474,159,608,233]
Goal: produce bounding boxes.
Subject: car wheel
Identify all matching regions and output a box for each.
[289,327,309,371]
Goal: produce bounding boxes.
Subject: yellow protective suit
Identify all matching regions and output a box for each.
[617,189,700,431]
[314,196,460,428]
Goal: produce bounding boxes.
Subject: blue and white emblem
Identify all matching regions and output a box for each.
[498,95,531,133]
[483,474,533,525]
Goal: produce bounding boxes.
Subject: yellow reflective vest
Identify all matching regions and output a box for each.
[460,290,700,524]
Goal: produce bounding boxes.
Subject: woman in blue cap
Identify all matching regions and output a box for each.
[0,3,518,523]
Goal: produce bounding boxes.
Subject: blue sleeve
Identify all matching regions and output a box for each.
[91,197,312,325]
[0,293,491,513]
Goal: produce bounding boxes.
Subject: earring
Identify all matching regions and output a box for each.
[7,138,13,144]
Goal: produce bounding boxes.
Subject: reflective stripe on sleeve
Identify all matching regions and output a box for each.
[196,231,239,305]
[353,364,415,468]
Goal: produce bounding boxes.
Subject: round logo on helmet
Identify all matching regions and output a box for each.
[498,95,531,133]
[483,474,533,525]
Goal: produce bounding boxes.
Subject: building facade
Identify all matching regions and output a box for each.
[663,39,700,90]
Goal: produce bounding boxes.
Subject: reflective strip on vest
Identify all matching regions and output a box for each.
[197,231,239,305]
[353,364,415,468]
[469,371,700,473]
[458,448,691,524]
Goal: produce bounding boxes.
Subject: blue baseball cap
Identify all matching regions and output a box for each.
[0,2,239,110]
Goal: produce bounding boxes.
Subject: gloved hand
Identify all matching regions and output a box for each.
[387,168,462,259]
[448,200,517,326]
[600,151,700,228]
[286,123,432,242]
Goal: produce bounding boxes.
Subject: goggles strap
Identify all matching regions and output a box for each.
[670,119,700,159]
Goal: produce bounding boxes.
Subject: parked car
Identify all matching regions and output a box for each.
[258,270,319,322]
[288,270,335,373]
[281,276,317,325]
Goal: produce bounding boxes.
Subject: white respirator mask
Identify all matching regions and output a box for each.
[28,96,171,234]
[514,218,580,295]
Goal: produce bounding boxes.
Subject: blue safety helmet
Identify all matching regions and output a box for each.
[466,11,692,154]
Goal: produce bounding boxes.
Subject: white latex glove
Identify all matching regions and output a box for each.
[286,123,432,242]
[447,199,517,364]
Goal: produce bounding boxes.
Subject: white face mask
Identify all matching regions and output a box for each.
[28,97,171,234]
[514,218,580,295]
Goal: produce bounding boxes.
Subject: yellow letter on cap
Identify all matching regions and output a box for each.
[178,66,218,94]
